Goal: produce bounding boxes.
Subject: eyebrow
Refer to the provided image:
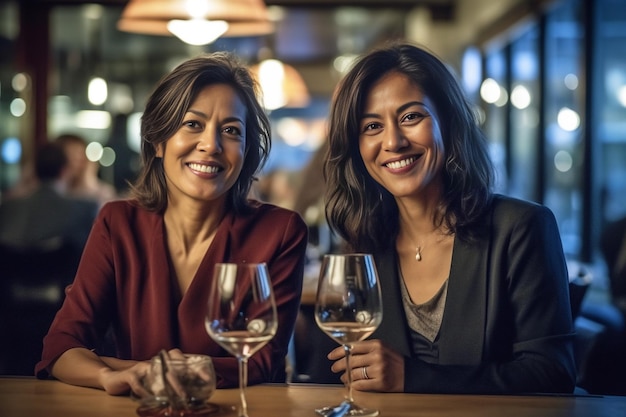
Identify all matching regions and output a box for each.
[361,101,428,119]
[185,109,245,124]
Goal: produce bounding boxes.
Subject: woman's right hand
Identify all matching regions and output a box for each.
[98,348,187,397]
[51,347,188,397]
[328,339,405,392]
[98,360,151,397]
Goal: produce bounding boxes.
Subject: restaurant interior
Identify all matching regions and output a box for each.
[1,0,625,398]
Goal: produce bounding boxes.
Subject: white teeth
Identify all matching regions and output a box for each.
[386,157,416,170]
[188,163,220,173]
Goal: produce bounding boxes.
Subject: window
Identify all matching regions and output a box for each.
[509,25,540,203]
[481,49,509,194]
[544,0,584,258]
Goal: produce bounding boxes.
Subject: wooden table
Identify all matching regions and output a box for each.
[1,377,625,417]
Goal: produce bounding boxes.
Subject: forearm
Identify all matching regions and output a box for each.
[50,347,127,390]
[100,355,141,371]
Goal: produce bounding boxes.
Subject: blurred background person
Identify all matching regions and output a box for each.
[55,133,118,207]
[0,141,99,375]
[0,141,99,251]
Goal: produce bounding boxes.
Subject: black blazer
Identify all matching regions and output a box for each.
[371,195,576,393]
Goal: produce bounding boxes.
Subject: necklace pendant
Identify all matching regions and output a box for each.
[415,246,422,261]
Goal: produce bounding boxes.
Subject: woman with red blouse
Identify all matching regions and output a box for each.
[35,52,308,396]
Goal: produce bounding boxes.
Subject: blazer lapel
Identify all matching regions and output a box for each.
[437,235,489,364]
[372,236,489,363]
[371,247,412,356]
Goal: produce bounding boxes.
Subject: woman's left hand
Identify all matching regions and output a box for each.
[327,339,405,392]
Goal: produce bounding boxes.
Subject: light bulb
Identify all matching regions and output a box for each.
[167,19,229,46]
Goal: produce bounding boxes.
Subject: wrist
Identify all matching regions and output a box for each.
[96,365,115,390]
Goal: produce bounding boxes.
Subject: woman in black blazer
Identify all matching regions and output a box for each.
[323,41,576,394]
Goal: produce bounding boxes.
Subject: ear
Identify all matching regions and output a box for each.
[155,142,164,158]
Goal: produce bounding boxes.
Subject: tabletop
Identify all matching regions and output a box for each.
[1,377,625,417]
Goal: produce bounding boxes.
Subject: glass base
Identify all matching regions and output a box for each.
[136,402,221,417]
[315,400,379,417]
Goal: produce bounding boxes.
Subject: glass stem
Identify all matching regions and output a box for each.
[238,357,249,417]
[344,344,354,403]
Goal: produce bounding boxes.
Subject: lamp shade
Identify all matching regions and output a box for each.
[118,18,274,37]
[250,59,310,111]
[117,0,274,38]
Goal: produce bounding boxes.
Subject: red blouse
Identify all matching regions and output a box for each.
[36,199,308,388]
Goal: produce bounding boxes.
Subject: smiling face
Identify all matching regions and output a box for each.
[157,83,246,207]
[358,71,445,200]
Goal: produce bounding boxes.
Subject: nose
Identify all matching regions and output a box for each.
[196,128,222,154]
[382,124,409,152]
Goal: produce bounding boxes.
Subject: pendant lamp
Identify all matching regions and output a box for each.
[117,0,274,44]
[250,58,310,111]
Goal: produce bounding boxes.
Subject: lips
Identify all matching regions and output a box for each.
[187,162,222,174]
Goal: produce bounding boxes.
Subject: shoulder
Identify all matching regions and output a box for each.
[66,195,99,212]
[490,194,555,221]
[0,197,21,212]
[97,199,161,226]
[488,194,560,239]
[100,198,149,213]
[99,199,134,215]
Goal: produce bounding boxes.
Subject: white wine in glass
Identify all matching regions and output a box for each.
[314,254,383,417]
[205,263,277,417]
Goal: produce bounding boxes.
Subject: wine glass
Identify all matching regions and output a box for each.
[314,254,383,417]
[204,263,278,417]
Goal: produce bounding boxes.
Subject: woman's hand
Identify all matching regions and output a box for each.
[328,339,405,392]
[51,347,192,397]
[98,348,187,397]
[98,360,151,397]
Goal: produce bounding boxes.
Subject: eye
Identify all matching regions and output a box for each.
[361,121,381,134]
[222,125,243,137]
[182,120,202,129]
[402,112,427,124]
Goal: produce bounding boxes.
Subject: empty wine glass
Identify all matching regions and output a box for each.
[204,263,277,417]
[314,254,383,417]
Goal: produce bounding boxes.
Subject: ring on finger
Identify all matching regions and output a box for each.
[361,366,370,380]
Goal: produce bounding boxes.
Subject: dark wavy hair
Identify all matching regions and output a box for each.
[324,42,494,252]
[129,51,271,213]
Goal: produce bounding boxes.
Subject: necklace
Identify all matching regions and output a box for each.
[404,235,426,262]
[415,246,423,261]
[404,228,453,262]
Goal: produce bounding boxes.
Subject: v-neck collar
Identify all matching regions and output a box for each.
[373,232,489,365]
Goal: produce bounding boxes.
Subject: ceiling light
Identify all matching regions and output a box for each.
[166,19,229,45]
[250,59,310,111]
[117,0,274,42]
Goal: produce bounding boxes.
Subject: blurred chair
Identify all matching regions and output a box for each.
[569,270,592,319]
[566,263,597,388]
[567,260,626,395]
[577,302,626,395]
[0,239,81,375]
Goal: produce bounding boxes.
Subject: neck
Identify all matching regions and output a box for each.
[395,197,450,262]
[392,181,450,261]
[396,199,440,237]
[164,200,225,253]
